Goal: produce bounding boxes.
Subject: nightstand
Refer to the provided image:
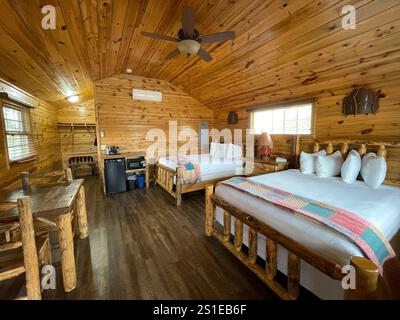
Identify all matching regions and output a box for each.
[251,157,290,176]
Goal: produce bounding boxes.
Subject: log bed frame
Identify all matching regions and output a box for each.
[154,162,245,206]
[205,139,400,300]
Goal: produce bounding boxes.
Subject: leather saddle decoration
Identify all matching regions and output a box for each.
[343,87,380,116]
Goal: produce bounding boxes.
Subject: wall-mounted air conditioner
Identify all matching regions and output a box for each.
[132,89,162,102]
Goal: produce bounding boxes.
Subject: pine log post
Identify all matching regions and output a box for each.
[65,168,73,184]
[326,143,334,155]
[358,144,367,157]
[18,197,41,300]
[234,219,243,252]
[345,256,379,300]
[145,158,150,189]
[266,239,277,280]
[248,228,257,264]
[175,167,182,206]
[377,145,387,159]
[76,185,89,239]
[340,143,349,157]
[287,252,301,299]
[223,211,231,242]
[56,211,77,292]
[205,185,214,237]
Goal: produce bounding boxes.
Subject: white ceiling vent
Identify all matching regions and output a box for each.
[132,89,162,102]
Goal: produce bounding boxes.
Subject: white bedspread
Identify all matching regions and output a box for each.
[159,154,245,180]
[214,170,400,299]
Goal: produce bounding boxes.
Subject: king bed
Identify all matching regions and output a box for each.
[205,139,400,300]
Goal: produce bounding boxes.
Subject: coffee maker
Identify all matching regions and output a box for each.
[106,146,120,155]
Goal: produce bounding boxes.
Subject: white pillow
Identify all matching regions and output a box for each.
[225,143,242,159]
[210,142,219,157]
[361,153,387,189]
[315,151,344,178]
[341,150,361,184]
[300,150,326,174]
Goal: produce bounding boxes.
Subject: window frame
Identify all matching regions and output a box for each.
[248,99,316,136]
[1,97,37,164]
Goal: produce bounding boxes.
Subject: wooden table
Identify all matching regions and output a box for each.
[0,179,89,292]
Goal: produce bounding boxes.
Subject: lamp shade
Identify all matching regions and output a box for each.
[228,111,238,125]
[258,132,273,149]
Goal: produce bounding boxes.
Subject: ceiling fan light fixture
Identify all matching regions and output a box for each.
[177,39,200,56]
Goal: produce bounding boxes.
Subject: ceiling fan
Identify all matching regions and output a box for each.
[141,6,235,62]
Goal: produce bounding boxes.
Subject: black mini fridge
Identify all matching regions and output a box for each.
[104,158,127,195]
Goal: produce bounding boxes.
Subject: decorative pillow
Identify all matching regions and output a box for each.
[361,153,387,188]
[341,150,362,184]
[300,150,326,174]
[315,151,344,178]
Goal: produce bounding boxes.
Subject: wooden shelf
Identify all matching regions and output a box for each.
[57,123,97,129]
[126,168,146,174]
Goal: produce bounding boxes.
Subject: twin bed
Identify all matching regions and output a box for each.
[154,143,246,205]
[205,139,400,300]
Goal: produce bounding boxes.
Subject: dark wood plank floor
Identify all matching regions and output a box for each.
[1,176,282,300]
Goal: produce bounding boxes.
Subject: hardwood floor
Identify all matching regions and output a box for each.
[1,176,316,300]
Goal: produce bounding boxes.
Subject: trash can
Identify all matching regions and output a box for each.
[137,174,145,189]
[126,174,137,191]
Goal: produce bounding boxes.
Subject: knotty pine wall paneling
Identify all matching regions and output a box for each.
[95,74,214,156]
[0,79,62,189]
[58,99,97,168]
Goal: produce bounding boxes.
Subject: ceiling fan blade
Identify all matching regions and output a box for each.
[165,48,181,60]
[200,31,235,44]
[141,31,179,42]
[182,6,195,36]
[197,47,213,62]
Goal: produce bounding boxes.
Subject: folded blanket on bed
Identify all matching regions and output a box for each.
[221,177,395,268]
[169,157,201,184]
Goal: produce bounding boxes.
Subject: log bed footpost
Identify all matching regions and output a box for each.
[176,167,182,206]
[345,256,379,300]
[18,197,41,300]
[205,185,214,237]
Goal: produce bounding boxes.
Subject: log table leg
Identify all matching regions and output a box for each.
[76,185,89,239]
[56,211,76,292]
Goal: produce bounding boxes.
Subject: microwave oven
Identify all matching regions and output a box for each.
[126,157,146,170]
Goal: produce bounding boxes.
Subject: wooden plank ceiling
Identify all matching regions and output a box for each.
[0,0,399,110]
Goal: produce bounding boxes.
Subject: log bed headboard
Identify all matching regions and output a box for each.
[295,138,400,187]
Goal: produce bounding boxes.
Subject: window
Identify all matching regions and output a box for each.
[3,106,35,162]
[251,102,313,135]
